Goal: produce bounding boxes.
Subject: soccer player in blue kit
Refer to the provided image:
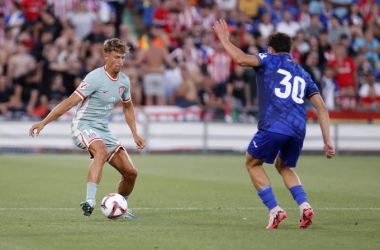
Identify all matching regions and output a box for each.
[213,20,335,229]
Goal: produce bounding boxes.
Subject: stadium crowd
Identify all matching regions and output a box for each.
[1,0,380,122]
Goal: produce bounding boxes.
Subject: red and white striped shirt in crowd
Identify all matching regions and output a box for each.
[199,13,216,31]
[170,47,204,66]
[179,6,200,30]
[208,51,232,84]
[47,0,99,20]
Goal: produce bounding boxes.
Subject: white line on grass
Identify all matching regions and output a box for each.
[0,207,379,211]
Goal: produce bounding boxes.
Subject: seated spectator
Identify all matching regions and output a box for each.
[321,66,340,110]
[198,74,224,121]
[174,67,198,108]
[226,65,251,115]
[359,71,380,110]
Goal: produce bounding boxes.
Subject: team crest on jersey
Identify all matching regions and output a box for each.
[119,86,124,95]
[79,82,89,89]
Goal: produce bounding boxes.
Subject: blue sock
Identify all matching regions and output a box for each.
[257,186,278,211]
[86,182,98,201]
[123,196,129,201]
[289,185,308,206]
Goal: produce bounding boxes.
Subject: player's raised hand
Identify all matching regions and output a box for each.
[212,19,230,42]
[133,135,145,150]
[324,141,335,159]
[29,122,45,138]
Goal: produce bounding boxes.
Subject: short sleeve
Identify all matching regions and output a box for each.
[74,73,99,99]
[120,78,131,103]
[253,53,269,71]
[305,74,320,99]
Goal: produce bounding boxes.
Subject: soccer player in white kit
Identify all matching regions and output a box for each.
[29,38,145,218]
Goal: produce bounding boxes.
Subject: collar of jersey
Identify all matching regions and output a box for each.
[103,66,119,81]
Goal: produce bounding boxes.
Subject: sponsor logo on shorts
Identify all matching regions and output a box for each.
[89,133,96,138]
[253,141,258,148]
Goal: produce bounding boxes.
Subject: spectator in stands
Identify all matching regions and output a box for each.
[37,73,66,117]
[295,0,311,29]
[359,70,380,110]
[328,15,351,44]
[329,43,357,91]
[226,65,251,118]
[353,27,380,69]
[215,0,237,12]
[4,2,24,40]
[152,0,171,27]
[238,0,271,21]
[143,0,159,27]
[257,11,274,41]
[123,66,143,106]
[6,42,35,86]
[199,4,216,31]
[303,51,323,90]
[20,0,44,23]
[271,0,284,26]
[276,9,301,37]
[207,40,232,97]
[66,0,98,39]
[340,34,357,57]
[305,14,324,37]
[321,66,340,110]
[319,0,334,30]
[134,33,176,105]
[343,2,364,36]
[198,73,224,121]
[173,66,198,108]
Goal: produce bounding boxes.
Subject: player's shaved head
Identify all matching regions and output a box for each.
[267,32,292,53]
[103,38,129,54]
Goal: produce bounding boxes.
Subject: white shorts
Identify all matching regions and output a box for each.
[143,73,165,96]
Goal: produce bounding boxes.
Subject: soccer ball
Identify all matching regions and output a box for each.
[100,193,128,219]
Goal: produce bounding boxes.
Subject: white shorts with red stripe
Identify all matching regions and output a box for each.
[71,125,125,162]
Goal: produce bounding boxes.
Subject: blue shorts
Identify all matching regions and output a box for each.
[246,130,304,167]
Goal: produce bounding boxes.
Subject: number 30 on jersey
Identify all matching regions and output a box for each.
[275,69,306,104]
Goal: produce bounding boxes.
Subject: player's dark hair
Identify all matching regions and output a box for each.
[267,32,292,53]
[104,38,129,54]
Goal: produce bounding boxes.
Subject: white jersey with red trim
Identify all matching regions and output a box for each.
[71,66,131,136]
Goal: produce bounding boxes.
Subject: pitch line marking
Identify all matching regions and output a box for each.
[0,207,379,211]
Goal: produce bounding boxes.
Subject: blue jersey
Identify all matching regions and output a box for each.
[253,53,320,139]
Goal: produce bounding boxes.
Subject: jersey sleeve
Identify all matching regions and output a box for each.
[74,72,100,99]
[305,74,320,99]
[120,77,131,103]
[252,53,270,73]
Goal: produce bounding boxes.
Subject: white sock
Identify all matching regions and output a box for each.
[87,199,95,208]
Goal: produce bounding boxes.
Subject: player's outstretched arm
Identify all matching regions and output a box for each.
[29,93,82,137]
[122,101,145,150]
[309,94,335,159]
[213,19,260,67]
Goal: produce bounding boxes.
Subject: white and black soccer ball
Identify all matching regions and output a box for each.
[100,193,128,219]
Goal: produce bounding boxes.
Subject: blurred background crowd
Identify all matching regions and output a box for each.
[1,0,380,122]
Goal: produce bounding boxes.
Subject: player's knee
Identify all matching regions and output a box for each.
[124,167,138,181]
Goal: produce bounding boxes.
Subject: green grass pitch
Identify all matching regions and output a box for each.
[0,154,379,250]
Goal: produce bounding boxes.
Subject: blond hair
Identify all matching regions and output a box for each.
[103,38,129,54]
